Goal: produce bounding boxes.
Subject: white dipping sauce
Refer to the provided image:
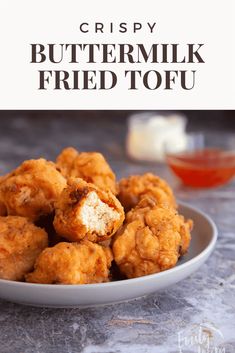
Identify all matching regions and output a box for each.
[126,113,187,161]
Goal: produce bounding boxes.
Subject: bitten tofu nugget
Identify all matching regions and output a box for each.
[26,241,113,284]
[54,178,124,242]
[56,147,117,194]
[0,159,67,221]
[112,198,192,279]
[0,216,48,281]
[118,173,176,212]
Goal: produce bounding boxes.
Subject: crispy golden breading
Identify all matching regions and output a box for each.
[56,147,78,177]
[56,147,117,195]
[35,213,67,247]
[112,198,193,279]
[0,159,67,221]
[0,216,48,281]
[118,173,176,212]
[26,241,113,284]
[53,178,124,243]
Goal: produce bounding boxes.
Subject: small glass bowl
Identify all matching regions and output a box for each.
[165,133,235,188]
[126,112,187,162]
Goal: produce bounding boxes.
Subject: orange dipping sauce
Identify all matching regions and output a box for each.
[166,148,235,187]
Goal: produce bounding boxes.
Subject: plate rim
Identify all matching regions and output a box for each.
[0,201,218,290]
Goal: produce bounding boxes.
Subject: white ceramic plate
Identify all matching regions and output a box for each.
[0,202,217,308]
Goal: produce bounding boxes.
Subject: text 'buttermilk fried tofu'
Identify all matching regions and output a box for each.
[112,198,193,279]
[0,159,67,221]
[54,178,125,242]
[56,147,117,195]
[118,173,176,212]
[26,241,113,284]
[0,216,48,281]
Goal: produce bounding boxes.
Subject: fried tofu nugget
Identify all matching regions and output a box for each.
[118,173,176,212]
[0,216,48,281]
[26,241,113,284]
[54,178,125,242]
[0,159,67,221]
[56,147,117,195]
[112,198,193,279]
